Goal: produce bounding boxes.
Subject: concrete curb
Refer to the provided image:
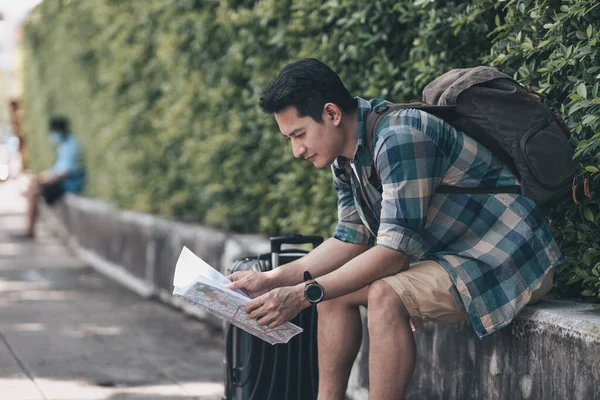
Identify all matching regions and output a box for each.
[41,199,155,298]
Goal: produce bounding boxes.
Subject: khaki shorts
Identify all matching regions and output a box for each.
[381,260,554,331]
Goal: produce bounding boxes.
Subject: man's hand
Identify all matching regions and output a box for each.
[226,270,274,299]
[245,285,309,329]
[37,171,50,185]
[37,170,68,186]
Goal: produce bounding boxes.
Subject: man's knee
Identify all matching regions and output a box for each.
[317,286,368,316]
[316,298,339,317]
[367,279,410,327]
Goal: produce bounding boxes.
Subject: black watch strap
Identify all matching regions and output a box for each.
[304,271,313,282]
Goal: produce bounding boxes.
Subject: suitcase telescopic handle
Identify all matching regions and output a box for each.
[269,234,324,254]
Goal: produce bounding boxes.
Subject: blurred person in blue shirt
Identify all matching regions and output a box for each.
[19,117,85,238]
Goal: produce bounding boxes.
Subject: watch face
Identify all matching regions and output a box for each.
[305,283,323,303]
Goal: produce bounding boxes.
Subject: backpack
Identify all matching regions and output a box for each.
[365,66,580,205]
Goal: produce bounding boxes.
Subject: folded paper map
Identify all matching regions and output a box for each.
[172,247,303,345]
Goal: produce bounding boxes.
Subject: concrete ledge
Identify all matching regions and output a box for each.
[344,301,600,400]
[408,302,600,400]
[42,194,600,400]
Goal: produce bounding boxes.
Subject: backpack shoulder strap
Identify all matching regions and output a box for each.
[365,103,456,158]
[364,103,455,192]
[363,103,520,196]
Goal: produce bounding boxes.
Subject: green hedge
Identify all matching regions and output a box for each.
[22,0,599,301]
[476,0,600,301]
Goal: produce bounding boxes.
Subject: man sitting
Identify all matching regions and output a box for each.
[20,117,85,238]
[227,59,561,400]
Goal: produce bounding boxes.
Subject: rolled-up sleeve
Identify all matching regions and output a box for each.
[374,117,448,256]
[332,164,375,246]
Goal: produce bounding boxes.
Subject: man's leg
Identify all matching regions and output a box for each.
[367,280,416,400]
[317,286,368,400]
[25,180,41,237]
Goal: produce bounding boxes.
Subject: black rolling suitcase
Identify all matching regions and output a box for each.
[224,234,324,400]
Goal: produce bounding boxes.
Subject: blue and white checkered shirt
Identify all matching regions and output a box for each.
[332,97,563,338]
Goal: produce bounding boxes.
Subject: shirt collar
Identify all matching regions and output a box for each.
[334,97,388,168]
[353,97,389,161]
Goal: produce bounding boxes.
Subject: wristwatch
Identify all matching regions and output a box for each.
[303,271,325,304]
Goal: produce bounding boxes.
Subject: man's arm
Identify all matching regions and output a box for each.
[41,171,69,185]
[314,245,411,300]
[226,237,370,297]
[269,237,370,287]
[244,245,411,328]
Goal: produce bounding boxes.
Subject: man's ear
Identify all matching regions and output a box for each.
[323,103,342,126]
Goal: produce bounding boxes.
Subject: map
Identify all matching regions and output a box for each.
[172,247,303,345]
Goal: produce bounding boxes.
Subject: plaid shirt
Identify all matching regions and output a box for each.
[332,98,563,338]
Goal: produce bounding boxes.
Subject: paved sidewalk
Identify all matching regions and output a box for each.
[0,180,225,400]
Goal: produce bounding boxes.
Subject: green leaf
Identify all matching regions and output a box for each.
[587,24,593,39]
[582,115,599,126]
[569,93,584,101]
[577,83,588,99]
[592,98,600,105]
[413,0,432,7]
[538,40,550,48]
[583,251,593,265]
[584,207,595,222]
[568,102,584,115]
[585,166,600,173]
[581,290,595,297]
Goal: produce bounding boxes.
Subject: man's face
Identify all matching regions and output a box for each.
[274,105,343,169]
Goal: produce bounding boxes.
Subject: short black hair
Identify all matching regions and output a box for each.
[259,58,357,123]
[49,117,69,133]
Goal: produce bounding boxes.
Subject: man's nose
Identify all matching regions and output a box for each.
[292,141,306,158]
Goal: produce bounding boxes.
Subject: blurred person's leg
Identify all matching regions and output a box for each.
[24,178,41,237]
[22,178,64,237]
